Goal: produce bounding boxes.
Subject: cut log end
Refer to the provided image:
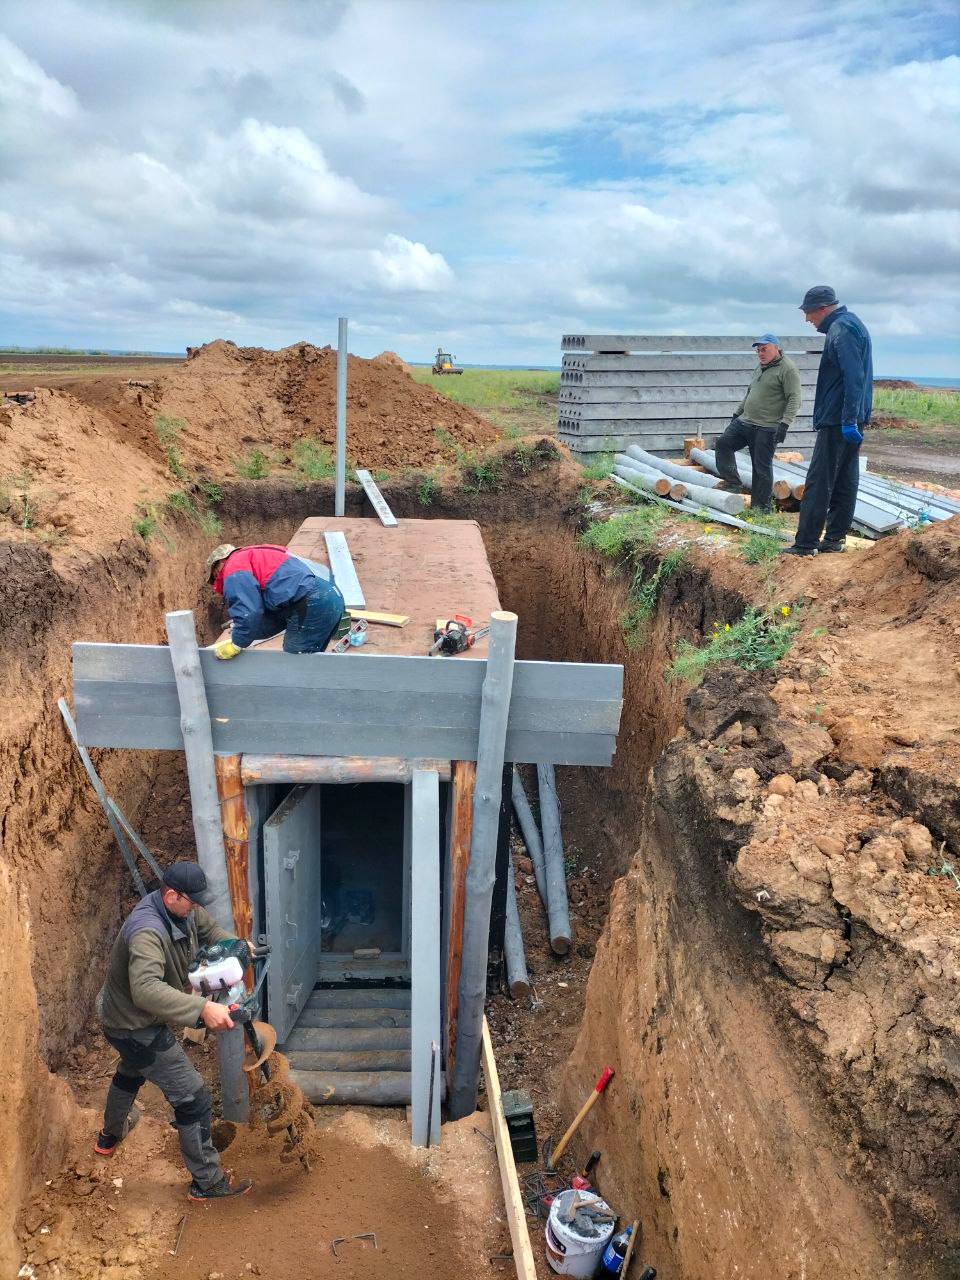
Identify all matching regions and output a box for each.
[653,477,671,496]
[509,980,532,999]
[669,483,688,502]
[792,483,806,500]
[550,935,572,956]
[772,479,792,500]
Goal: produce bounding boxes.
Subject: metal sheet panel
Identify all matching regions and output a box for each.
[323,531,366,607]
[265,785,322,1043]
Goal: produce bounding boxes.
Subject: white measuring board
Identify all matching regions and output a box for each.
[323,531,366,608]
[354,469,398,527]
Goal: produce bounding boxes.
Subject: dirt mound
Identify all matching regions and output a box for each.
[874,379,917,389]
[371,349,413,376]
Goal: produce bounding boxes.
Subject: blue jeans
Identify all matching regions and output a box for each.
[283,579,345,653]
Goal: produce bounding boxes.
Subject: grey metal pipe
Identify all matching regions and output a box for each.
[511,767,548,905]
[537,763,572,956]
[335,316,348,517]
[292,1069,429,1106]
[626,444,724,489]
[504,850,531,998]
[450,611,518,1119]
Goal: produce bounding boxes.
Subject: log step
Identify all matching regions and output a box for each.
[295,1007,411,1029]
[287,1049,412,1073]
[307,988,410,1010]
[291,1069,446,1107]
[284,1025,410,1052]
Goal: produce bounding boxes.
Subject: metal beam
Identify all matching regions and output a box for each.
[410,768,441,1146]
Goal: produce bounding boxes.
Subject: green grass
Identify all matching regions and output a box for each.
[873,387,960,428]
[291,439,335,482]
[199,509,223,537]
[133,503,163,541]
[199,481,222,505]
[580,506,667,559]
[233,449,271,479]
[417,474,439,506]
[667,606,798,684]
[741,531,782,564]
[579,453,615,482]
[153,413,185,443]
[166,489,195,517]
[621,548,686,645]
[411,367,559,435]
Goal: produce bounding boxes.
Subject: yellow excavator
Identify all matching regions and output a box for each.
[432,347,463,375]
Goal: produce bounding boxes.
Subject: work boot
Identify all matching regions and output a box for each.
[94,1105,141,1157]
[779,544,818,557]
[818,538,846,553]
[187,1175,253,1201]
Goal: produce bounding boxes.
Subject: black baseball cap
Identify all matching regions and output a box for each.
[162,861,213,905]
[799,285,838,311]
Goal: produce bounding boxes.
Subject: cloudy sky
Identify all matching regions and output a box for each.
[1,0,958,373]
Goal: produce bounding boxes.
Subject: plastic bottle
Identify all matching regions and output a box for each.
[600,1225,633,1274]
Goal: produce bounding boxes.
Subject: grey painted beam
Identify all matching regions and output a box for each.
[511,768,547,905]
[287,1049,412,1072]
[410,768,442,1146]
[354,468,398,527]
[537,763,571,956]
[625,446,724,489]
[562,334,823,353]
[562,353,823,372]
[295,1007,411,1028]
[292,1069,415,1105]
[323,531,365,607]
[335,316,347,517]
[504,849,531,999]
[450,612,517,1119]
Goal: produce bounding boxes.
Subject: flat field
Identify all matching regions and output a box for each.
[409,366,559,435]
[0,350,183,393]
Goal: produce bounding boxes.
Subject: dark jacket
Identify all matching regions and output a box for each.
[97,890,231,1032]
[212,544,330,648]
[812,305,873,429]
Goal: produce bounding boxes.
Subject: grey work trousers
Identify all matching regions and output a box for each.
[102,1024,224,1190]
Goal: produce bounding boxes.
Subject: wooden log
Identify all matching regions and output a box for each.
[684,436,706,456]
[295,1007,411,1028]
[410,767,441,1147]
[241,754,451,784]
[292,1069,415,1106]
[510,767,547,906]
[504,851,531,999]
[214,755,252,987]
[306,988,410,1009]
[612,455,672,496]
[284,1025,409,1052]
[537,763,571,956]
[625,445,725,489]
[772,479,792,501]
[445,760,475,1089]
[449,612,518,1120]
[792,482,806,500]
[287,1049,412,1072]
[480,1018,538,1280]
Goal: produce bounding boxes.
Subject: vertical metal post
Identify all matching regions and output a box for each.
[448,611,518,1119]
[410,768,441,1146]
[335,316,348,517]
[164,610,247,1121]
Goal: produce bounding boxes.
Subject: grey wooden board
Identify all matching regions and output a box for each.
[318,955,410,981]
[287,1049,412,1072]
[292,1069,416,1105]
[73,646,623,766]
[354,469,398,527]
[323,530,366,607]
[561,369,818,388]
[307,988,410,1009]
[264,785,322,1043]
[410,768,441,1147]
[284,1025,409,1051]
[295,1006,411,1028]
[562,334,823,353]
[562,353,823,372]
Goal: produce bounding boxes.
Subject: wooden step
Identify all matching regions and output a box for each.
[296,1007,410,1029]
[292,1069,413,1105]
[307,988,410,1010]
[283,1025,409,1052]
[287,1049,412,1073]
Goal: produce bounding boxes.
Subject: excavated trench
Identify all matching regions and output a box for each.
[2,455,956,1278]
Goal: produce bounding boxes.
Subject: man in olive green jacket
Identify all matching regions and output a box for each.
[714,334,803,512]
[95,861,252,1200]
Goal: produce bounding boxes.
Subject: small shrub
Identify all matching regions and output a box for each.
[579,453,615,482]
[373,468,390,484]
[165,444,187,481]
[291,439,335,482]
[620,548,686,645]
[741,531,781,565]
[580,507,666,559]
[461,455,503,493]
[199,480,222,505]
[417,474,439,506]
[133,503,162,540]
[233,449,271,479]
[153,413,185,443]
[200,509,223,537]
[167,489,195,516]
[667,607,798,684]
[511,442,535,474]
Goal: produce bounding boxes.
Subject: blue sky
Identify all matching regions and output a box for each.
[0,0,958,374]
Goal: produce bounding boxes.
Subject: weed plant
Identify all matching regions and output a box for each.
[621,548,686,645]
[417,474,439,505]
[667,606,798,683]
[199,510,223,537]
[133,503,163,540]
[199,481,222,505]
[580,507,667,559]
[167,490,195,516]
[233,449,271,480]
[579,453,615,482]
[153,414,185,443]
[461,455,502,493]
[291,440,335,482]
[741,532,782,565]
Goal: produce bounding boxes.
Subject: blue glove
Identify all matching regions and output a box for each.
[842,422,863,445]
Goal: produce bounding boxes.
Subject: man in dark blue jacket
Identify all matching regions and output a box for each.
[781,285,873,556]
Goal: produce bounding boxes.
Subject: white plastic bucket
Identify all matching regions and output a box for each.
[544,1190,616,1276]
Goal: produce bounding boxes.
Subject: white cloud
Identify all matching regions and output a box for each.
[370,235,454,292]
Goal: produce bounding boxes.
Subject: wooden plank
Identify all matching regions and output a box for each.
[295,1007,411,1028]
[214,754,253,988]
[323,530,366,607]
[445,760,474,1090]
[345,609,409,627]
[354,468,398,527]
[562,333,823,353]
[410,768,441,1146]
[292,1069,413,1106]
[480,1017,538,1280]
[306,989,410,1009]
[284,1025,409,1051]
[287,1049,412,1072]
[562,352,823,372]
[241,754,451,784]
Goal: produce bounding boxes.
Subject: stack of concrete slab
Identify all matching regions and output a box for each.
[558,334,824,457]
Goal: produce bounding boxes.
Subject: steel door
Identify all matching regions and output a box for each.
[264,784,323,1043]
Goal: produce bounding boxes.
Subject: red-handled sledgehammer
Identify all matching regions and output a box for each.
[544,1067,615,1170]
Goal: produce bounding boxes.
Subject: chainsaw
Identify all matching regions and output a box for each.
[428,614,491,657]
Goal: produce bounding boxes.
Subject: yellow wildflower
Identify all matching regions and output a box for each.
[780,605,791,617]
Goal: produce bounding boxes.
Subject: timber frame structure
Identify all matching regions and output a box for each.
[71,516,623,1145]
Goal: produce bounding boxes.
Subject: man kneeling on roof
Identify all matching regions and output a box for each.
[95,862,253,1200]
[713,333,803,513]
[206,543,345,659]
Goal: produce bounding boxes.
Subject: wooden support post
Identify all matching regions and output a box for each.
[410,768,441,1147]
[480,1018,538,1280]
[504,850,531,999]
[449,611,518,1120]
[445,760,475,1089]
[537,763,572,955]
[214,754,253,985]
[335,316,348,517]
[164,610,245,1122]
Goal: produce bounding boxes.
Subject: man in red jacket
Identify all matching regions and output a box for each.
[206,543,344,658]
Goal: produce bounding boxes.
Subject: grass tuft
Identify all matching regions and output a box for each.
[667,606,798,683]
[417,474,439,506]
[233,449,271,480]
[621,548,686,645]
[579,453,615,482]
[580,506,666,559]
[741,531,782,564]
[199,509,223,537]
[133,502,163,541]
[291,439,335,483]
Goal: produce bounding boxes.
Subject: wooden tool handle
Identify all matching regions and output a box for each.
[620,1218,640,1277]
[551,1068,615,1166]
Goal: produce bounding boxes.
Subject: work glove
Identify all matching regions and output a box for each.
[214,639,242,660]
[776,422,789,444]
[841,422,864,445]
